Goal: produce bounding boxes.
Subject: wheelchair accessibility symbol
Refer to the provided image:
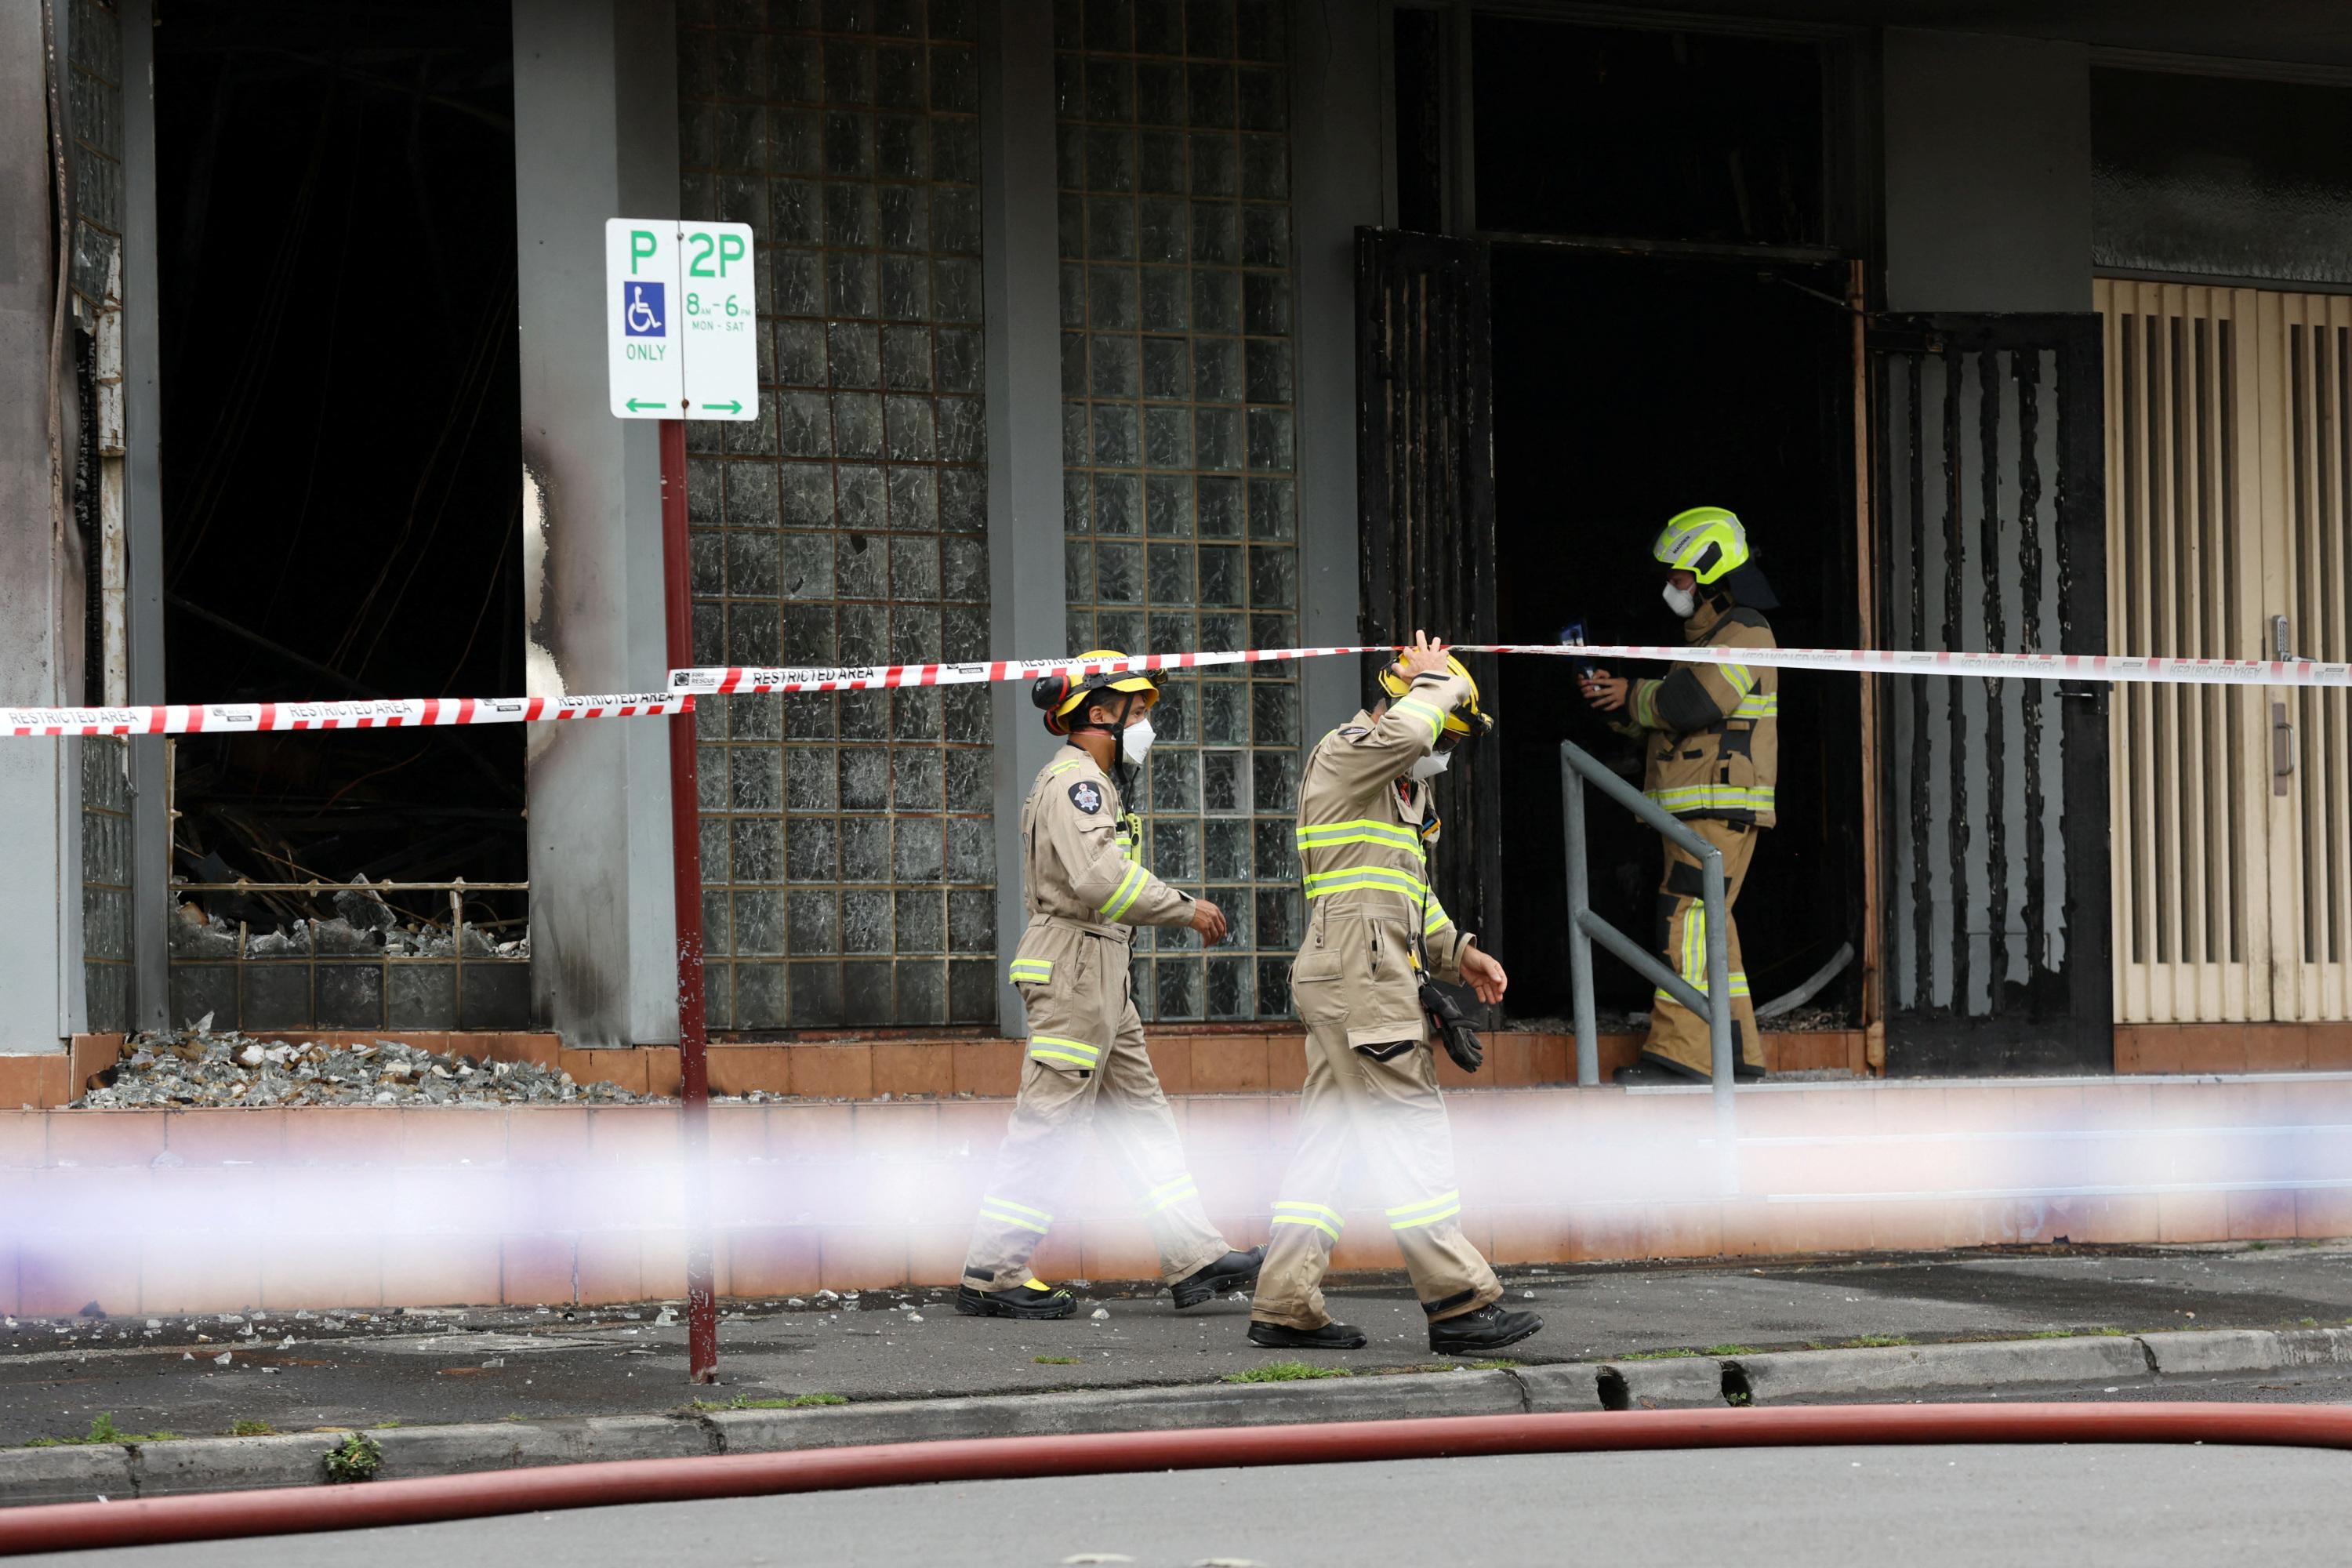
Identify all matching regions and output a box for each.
[622,281,666,338]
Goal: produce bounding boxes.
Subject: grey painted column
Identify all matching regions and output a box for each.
[980,0,1070,1034]
[122,0,169,1029]
[0,2,78,1053]
[1289,0,1378,740]
[513,0,682,1048]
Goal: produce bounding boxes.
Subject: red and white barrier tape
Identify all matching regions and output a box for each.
[671,642,2352,694]
[1,693,688,739]
[13,637,2347,738]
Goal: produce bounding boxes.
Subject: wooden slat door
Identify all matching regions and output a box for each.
[2098,281,2352,1025]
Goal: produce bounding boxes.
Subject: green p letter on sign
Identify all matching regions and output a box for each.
[604,219,757,423]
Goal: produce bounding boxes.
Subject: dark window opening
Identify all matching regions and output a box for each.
[2093,67,2352,286]
[1393,6,1446,234]
[154,1,524,1029]
[1490,248,1862,1026]
[1469,16,1826,248]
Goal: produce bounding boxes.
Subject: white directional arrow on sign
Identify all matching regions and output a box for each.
[605,219,757,423]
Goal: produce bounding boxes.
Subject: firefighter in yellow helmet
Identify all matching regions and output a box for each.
[1580,508,1779,1083]
[1250,632,1541,1356]
[956,652,1265,1320]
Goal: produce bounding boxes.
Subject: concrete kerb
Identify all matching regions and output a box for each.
[2138,1327,2352,1377]
[1730,1335,2152,1403]
[703,1370,1527,1453]
[0,1330,2339,1504]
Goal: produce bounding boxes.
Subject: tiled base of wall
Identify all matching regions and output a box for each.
[3,1072,2344,1314]
[2115,1022,2352,1074]
[25,1028,1874,1109]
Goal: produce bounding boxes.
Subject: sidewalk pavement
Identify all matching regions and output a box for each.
[3,1243,2350,1502]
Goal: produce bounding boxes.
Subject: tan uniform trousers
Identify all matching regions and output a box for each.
[1253,1000,1501,1331]
[1644,818,1764,1076]
[962,934,1226,1293]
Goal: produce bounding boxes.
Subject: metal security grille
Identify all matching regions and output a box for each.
[1054,0,1301,1021]
[1875,314,2111,1073]
[82,738,132,1032]
[2100,281,2352,1023]
[1353,228,1502,963]
[678,2,998,1030]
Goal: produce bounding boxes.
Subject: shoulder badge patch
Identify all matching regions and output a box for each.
[1338,725,1370,742]
[1068,780,1104,815]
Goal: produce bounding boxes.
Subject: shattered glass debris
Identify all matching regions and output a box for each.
[166,901,528,960]
[75,1028,644,1109]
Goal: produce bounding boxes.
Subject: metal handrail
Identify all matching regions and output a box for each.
[1561,739,1738,1191]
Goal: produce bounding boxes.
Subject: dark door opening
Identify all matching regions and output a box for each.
[154,1,524,1028]
[1490,248,1864,1029]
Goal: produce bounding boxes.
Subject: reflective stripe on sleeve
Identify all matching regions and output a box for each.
[1028,1035,1102,1068]
[1098,860,1149,920]
[1732,692,1778,719]
[1391,696,1446,742]
[1721,662,1757,696]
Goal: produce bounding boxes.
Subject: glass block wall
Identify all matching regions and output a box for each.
[1054,0,1302,1021]
[678,0,997,1030]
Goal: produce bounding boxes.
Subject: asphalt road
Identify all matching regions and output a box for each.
[39,1443,2352,1567]
[6,1246,2351,1443]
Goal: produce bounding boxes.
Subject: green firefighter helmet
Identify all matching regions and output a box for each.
[1653,506,1749,586]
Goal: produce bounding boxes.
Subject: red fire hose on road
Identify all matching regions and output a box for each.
[7,1403,2352,1556]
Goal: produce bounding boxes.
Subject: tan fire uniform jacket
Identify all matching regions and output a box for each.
[1292,676,1479,1034]
[1005,746,1192,1068]
[1252,667,1502,1332]
[962,745,1227,1295]
[1624,596,1780,827]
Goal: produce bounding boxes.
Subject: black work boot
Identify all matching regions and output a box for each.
[1248,1319,1368,1351]
[1172,1246,1265,1310]
[1429,1303,1543,1356]
[954,1279,1077,1320]
[1612,1051,1708,1086]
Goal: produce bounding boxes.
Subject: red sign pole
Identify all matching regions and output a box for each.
[659,417,717,1383]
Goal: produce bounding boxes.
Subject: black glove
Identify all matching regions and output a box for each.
[1420,980,1483,1073]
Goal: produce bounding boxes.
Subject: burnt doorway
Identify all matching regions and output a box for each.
[1490,248,1864,1028]
[153,1,526,1030]
[1872,314,2110,1074]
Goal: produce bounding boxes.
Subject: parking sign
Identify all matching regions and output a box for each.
[605,220,757,421]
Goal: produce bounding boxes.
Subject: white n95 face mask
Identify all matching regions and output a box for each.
[1121,716,1156,766]
[1410,750,1453,781]
[1663,581,1699,619]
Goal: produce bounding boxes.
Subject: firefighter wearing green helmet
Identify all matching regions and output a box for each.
[1579,508,1778,1083]
[955,652,1265,1320]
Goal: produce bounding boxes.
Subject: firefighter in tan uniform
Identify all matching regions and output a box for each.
[1249,633,1543,1357]
[1581,508,1780,1083]
[956,652,1265,1320]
